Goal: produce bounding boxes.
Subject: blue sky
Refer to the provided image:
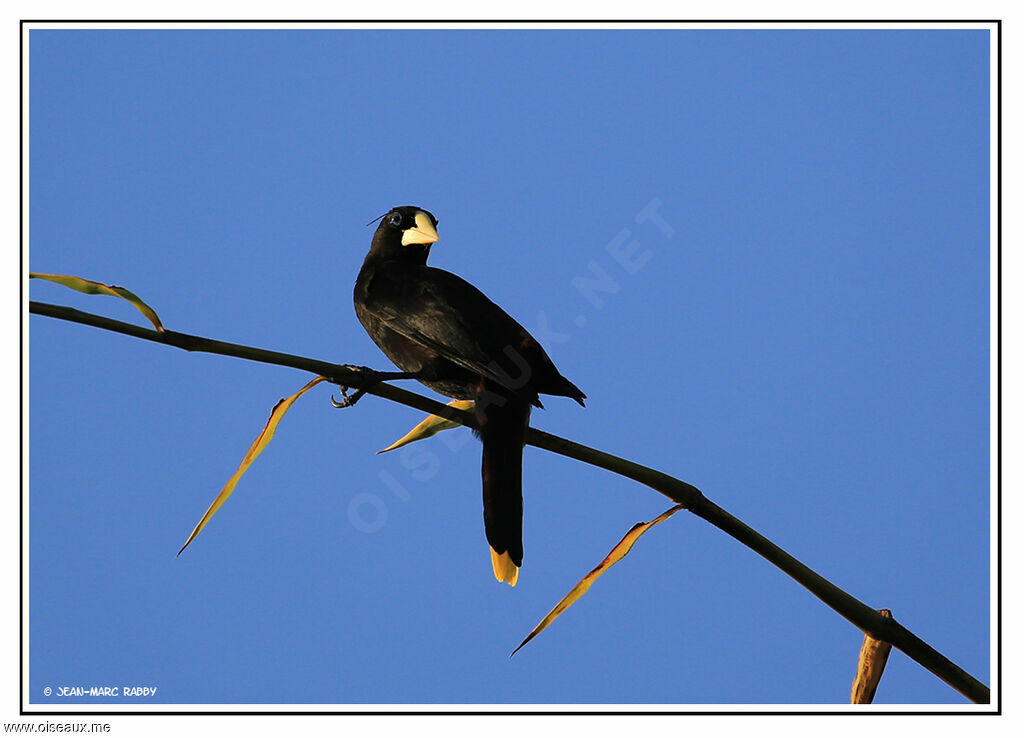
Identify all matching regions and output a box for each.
[27,26,992,707]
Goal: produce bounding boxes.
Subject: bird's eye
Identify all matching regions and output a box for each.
[389,212,403,227]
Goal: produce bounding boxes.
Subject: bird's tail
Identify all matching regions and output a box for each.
[477,393,530,586]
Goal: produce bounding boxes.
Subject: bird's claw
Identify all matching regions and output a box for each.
[331,368,418,409]
[331,386,366,409]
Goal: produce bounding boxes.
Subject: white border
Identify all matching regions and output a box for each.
[19,18,1000,716]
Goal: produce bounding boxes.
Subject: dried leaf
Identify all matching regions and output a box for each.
[377,400,475,454]
[851,609,894,703]
[512,504,684,657]
[30,272,165,332]
[177,376,328,556]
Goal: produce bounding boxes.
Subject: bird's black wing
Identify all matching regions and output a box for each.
[361,264,541,393]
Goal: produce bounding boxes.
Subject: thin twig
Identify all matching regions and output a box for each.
[29,300,990,704]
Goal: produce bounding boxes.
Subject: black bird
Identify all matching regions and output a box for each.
[353,206,585,585]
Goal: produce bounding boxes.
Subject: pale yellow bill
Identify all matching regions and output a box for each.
[401,211,439,245]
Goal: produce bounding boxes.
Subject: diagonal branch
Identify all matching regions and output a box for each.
[28,300,990,704]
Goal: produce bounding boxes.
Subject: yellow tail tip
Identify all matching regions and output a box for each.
[490,548,519,587]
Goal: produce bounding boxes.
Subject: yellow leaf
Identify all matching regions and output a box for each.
[30,272,166,332]
[511,504,684,657]
[377,399,475,454]
[851,609,894,703]
[177,376,328,556]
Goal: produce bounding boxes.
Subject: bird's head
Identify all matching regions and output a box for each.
[373,206,440,247]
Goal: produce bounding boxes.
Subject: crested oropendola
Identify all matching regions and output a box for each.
[353,206,585,585]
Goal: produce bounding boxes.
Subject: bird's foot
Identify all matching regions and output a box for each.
[331,385,367,409]
[331,368,422,409]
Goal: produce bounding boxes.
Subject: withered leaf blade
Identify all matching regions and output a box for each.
[511,504,684,657]
[377,399,475,454]
[851,609,894,703]
[177,376,328,557]
[30,272,165,332]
